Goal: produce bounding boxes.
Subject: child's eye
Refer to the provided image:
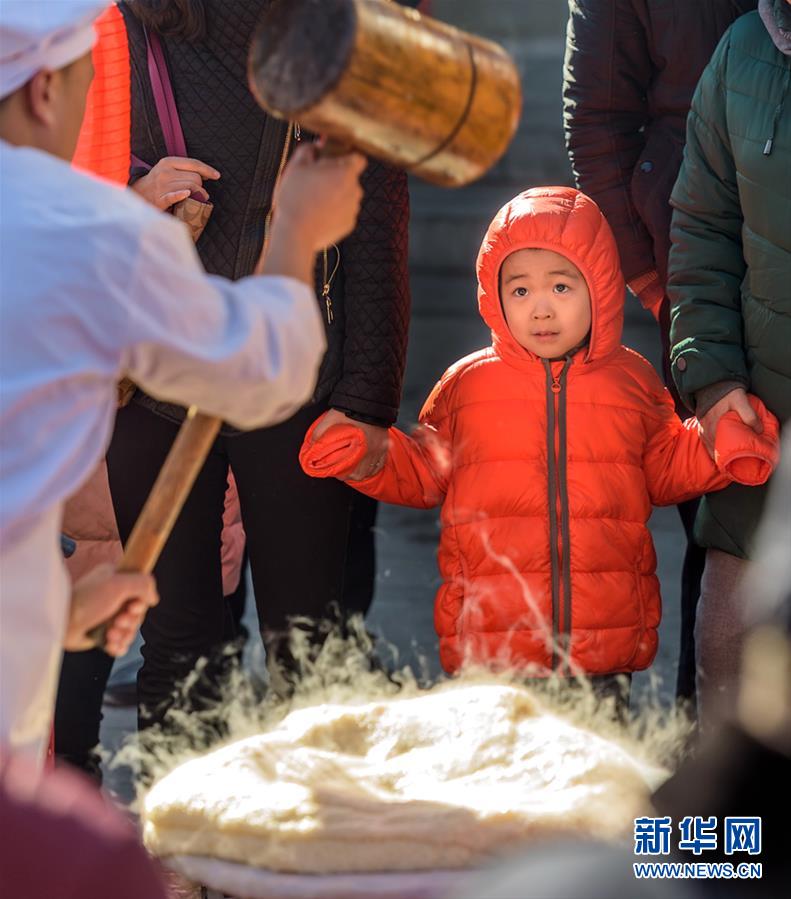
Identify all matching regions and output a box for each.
[554,283,570,294]
[513,287,528,297]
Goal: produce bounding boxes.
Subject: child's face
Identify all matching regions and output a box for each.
[500,249,592,358]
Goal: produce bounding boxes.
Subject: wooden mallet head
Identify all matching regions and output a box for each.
[248,0,522,187]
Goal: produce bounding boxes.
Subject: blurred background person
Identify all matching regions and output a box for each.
[55,0,411,778]
[667,0,790,727]
[563,0,757,711]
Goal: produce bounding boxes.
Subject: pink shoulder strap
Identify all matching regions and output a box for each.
[144,28,188,158]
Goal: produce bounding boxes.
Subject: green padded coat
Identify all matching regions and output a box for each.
[668,3,791,558]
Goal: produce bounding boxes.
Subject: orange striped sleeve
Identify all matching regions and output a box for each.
[73,4,131,185]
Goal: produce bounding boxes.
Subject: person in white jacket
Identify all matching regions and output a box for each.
[0,0,366,760]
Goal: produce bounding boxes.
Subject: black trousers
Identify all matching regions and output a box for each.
[55,400,371,762]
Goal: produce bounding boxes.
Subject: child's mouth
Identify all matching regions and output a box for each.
[532,331,559,341]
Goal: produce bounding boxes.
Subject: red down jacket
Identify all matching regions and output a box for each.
[302,188,779,676]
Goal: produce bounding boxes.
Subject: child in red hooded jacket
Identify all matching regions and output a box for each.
[301,188,779,700]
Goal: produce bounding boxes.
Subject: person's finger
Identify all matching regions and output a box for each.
[341,152,367,176]
[111,573,158,609]
[314,151,367,176]
[170,157,221,180]
[103,604,147,650]
[111,608,144,630]
[159,189,192,208]
[289,143,318,167]
[104,633,132,658]
[106,619,136,643]
[163,180,210,202]
[165,175,203,192]
[105,611,134,634]
[734,393,762,433]
[122,598,147,616]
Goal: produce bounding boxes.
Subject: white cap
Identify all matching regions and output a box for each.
[0,1,109,100]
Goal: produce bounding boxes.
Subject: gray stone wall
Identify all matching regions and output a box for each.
[409,0,572,293]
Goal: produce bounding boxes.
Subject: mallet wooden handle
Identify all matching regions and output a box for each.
[320,137,352,157]
[87,408,222,648]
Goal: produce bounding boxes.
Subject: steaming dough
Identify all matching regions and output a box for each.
[142,684,659,874]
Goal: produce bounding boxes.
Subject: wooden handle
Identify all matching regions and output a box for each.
[319,137,353,157]
[88,408,222,648]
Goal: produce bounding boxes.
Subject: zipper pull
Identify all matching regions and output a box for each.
[293,122,301,142]
[551,377,561,394]
[322,283,334,323]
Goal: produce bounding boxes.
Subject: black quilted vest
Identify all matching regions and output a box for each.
[120,0,410,429]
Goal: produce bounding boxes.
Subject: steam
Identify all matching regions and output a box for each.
[110,515,692,808]
[110,617,690,814]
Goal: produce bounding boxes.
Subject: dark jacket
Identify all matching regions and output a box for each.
[563,0,756,287]
[120,0,410,429]
[668,1,791,558]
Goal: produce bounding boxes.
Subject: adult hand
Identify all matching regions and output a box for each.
[627,271,664,322]
[272,144,367,252]
[699,387,763,457]
[311,409,389,481]
[131,156,220,210]
[65,564,159,656]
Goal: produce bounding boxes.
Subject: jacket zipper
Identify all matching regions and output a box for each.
[543,357,572,673]
[262,124,338,326]
[321,244,340,324]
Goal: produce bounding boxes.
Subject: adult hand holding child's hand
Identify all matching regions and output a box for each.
[310,409,389,481]
[699,387,763,457]
[711,393,780,486]
[299,411,388,482]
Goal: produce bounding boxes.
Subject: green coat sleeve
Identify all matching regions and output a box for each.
[668,28,748,411]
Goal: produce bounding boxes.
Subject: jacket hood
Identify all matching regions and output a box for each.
[476,187,625,369]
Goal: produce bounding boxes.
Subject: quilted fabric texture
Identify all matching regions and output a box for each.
[668,7,791,556]
[303,189,778,677]
[120,0,410,429]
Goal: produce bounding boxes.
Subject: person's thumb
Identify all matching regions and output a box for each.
[735,392,763,434]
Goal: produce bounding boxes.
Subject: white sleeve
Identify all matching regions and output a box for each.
[120,215,326,429]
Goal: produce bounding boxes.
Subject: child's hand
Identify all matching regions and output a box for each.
[300,411,388,482]
[714,394,780,486]
[311,410,388,481]
[132,156,220,210]
[700,387,763,457]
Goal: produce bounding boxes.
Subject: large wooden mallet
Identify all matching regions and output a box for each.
[248,0,522,187]
[89,0,520,647]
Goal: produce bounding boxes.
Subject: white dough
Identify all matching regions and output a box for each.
[143,684,661,874]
